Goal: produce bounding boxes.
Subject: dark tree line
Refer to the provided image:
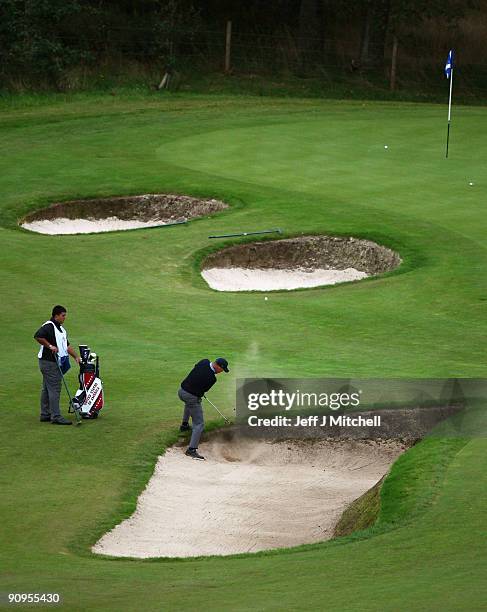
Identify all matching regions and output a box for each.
[0,0,480,89]
[0,0,201,83]
[202,0,476,67]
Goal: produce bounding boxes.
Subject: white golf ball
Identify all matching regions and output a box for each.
[469,182,474,186]
[384,145,388,149]
[264,297,268,301]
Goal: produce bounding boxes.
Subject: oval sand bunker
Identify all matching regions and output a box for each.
[201,236,401,291]
[93,434,406,558]
[21,194,228,234]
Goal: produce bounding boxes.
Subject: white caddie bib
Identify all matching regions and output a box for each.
[37,321,68,358]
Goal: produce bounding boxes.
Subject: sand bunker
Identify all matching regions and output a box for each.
[202,267,368,290]
[21,194,227,234]
[201,235,401,291]
[93,433,407,558]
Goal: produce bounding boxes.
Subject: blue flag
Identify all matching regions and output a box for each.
[444,49,454,79]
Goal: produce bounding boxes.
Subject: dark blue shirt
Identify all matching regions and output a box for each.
[181,359,217,398]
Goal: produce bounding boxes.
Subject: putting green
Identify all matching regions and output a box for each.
[0,94,486,610]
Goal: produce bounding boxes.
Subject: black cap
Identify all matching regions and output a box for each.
[215,357,229,373]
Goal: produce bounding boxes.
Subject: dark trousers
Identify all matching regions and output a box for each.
[39,359,62,420]
[178,387,204,448]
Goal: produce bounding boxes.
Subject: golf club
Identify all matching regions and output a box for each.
[208,228,282,239]
[54,353,82,425]
[203,395,230,423]
[150,219,187,230]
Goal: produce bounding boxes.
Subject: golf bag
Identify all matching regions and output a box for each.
[71,345,104,419]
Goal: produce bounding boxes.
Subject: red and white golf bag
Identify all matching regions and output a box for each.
[72,345,104,419]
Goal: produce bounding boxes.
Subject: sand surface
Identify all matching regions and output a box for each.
[93,434,405,558]
[21,217,176,234]
[202,267,368,291]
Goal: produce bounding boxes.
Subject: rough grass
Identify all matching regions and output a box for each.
[333,436,469,540]
[334,478,383,537]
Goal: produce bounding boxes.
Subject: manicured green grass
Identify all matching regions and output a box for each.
[0,92,486,610]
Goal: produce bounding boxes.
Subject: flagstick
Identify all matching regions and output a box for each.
[446,67,454,158]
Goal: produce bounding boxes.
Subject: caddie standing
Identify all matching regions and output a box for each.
[34,305,80,425]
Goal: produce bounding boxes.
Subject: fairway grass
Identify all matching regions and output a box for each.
[1,93,486,611]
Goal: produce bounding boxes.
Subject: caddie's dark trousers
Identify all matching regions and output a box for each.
[178,387,204,449]
[39,359,62,420]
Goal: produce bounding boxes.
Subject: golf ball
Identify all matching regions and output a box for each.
[264,297,268,301]
[469,182,474,186]
[384,145,388,149]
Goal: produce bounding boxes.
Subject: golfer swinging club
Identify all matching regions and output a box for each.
[178,357,229,460]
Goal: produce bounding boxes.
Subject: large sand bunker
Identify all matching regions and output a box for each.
[201,235,401,291]
[93,433,407,558]
[21,194,228,234]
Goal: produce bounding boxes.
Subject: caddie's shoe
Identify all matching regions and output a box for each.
[51,416,72,425]
[179,422,191,432]
[40,415,51,422]
[185,448,205,460]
